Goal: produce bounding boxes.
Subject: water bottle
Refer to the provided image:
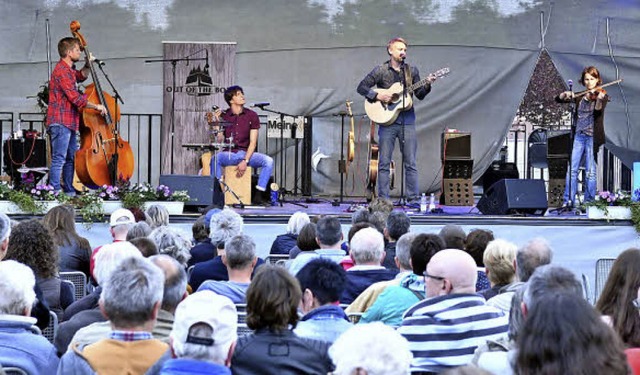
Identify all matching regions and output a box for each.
[428,193,436,212]
[420,193,427,213]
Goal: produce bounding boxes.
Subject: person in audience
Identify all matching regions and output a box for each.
[58,257,169,374]
[399,249,508,373]
[270,211,310,255]
[148,226,192,267]
[487,237,553,313]
[55,242,143,354]
[464,228,494,291]
[288,216,346,275]
[146,203,170,229]
[129,237,159,258]
[347,232,420,313]
[382,211,411,270]
[351,206,371,226]
[43,204,92,277]
[187,211,218,266]
[359,233,445,326]
[516,292,628,375]
[90,208,136,278]
[159,291,238,374]
[473,264,583,375]
[478,239,517,300]
[6,218,74,321]
[294,258,352,343]
[231,265,334,374]
[0,260,59,374]
[288,222,319,259]
[0,213,51,330]
[440,366,493,375]
[189,209,264,290]
[329,322,412,375]
[368,198,394,220]
[126,221,152,241]
[198,234,257,303]
[340,227,397,305]
[439,223,466,249]
[595,247,640,347]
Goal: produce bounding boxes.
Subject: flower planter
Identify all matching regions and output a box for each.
[143,201,184,215]
[587,206,632,220]
[0,200,22,214]
[40,201,58,213]
[102,201,124,214]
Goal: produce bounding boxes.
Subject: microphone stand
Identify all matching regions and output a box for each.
[255,105,307,208]
[95,62,125,185]
[396,57,409,208]
[144,56,207,174]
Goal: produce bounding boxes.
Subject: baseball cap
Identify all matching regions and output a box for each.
[109,208,136,227]
[204,208,222,229]
[172,290,238,348]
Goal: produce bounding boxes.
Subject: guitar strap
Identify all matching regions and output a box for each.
[382,61,412,95]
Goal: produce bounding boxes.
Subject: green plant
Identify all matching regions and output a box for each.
[585,190,640,232]
[8,190,44,214]
[0,181,12,200]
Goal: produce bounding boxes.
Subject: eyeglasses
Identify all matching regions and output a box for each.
[632,298,640,309]
[423,271,445,281]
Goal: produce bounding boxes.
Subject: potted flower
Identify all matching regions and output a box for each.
[143,183,190,214]
[94,184,124,214]
[585,190,640,232]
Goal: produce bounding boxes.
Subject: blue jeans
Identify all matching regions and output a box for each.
[378,122,418,199]
[48,124,78,194]
[211,150,274,190]
[563,132,596,204]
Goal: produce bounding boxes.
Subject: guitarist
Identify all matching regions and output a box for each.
[357,37,435,202]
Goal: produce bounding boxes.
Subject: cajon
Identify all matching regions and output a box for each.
[223,166,252,205]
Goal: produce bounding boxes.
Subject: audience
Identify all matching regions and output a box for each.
[148,226,192,267]
[146,203,170,229]
[90,208,136,278]
[231,265,334,374]
[58,257,169,374]
[399,249,508,373]
[294,258,352,343]
[595,247,640,347]
[329,322,412,375]
[126,221,152,241]
[6,218,74,321]
[270,211,310,255]
[43,205,92,277]
[197,234,257,303]
[382,211,411,270]
[159,291,238,374]
[439,224,466,249]
[288,216,346,275]
[340,227,396,305]
[0,260,59,373]
[187,209,220,266]
[288,222,319,259]
[478,239,517,300]
[129,237,159,257]
[464,228,494,291]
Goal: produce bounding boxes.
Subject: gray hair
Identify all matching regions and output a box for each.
[351,207,370,224]
[395,232,418,271]
[386,211,410,240]
[225,234,256,269]
[93,242,144,285]
[150,254,188,312]
[148,226,192,267]
[516,238,553,282]
[126,221,152,241]
[508,288,525,342]
[0,212,10,243]
[209,208,243,246]
[350,227,384,264]
[329,322,412,375]
[523,264,582,309]
[0,260,36,315]
[439,224,466,250]
[100,257,165,328]
[286,211,310,235]
[316,216,342,247]
[146,204,170,229]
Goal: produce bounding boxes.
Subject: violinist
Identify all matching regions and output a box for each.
[46,37,106,196]
[556,66,608,207]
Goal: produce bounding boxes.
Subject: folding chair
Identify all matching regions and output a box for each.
[42,310,58,343]
[264,254,289,265]
[59,271,88,300]
[594,257,616,303]
[2,367,29,375]
[347,312,363,324]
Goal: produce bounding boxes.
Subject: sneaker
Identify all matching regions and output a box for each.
[255,185,266,192]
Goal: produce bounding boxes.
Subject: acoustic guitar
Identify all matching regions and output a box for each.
[346,101,355,165]
[364,67,450,125]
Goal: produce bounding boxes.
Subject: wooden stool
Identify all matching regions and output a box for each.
[223,166,252,205]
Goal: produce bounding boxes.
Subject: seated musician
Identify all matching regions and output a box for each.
[210,86,273,191]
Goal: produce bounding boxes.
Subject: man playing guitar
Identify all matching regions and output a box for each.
[357,37,436,202]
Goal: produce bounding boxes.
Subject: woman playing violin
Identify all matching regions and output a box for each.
[556,66,608,207]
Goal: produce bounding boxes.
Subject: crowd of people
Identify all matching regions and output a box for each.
[0,200,638,375]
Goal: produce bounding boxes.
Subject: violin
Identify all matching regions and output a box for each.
[70,20,134,188]
[574,79,623,101]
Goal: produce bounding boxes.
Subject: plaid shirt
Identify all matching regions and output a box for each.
[46,59,88,131]
[109,330,153,342]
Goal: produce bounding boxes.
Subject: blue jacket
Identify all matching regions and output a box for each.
[269,233,298,255]
[0,315,59,374]
[188,239,217,267]
[160,358,231,375]
[294,305,352,343]
[341,268,398,305]
[189,256,265,291]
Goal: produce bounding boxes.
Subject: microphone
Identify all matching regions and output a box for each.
[567,79,573,92]
[211,105,219,111]
[94,59,106,67]
[251,102,270,109]
[186,57,189,66]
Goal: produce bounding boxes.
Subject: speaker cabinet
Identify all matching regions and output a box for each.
[547,131,571,157]
[481,162,519,192]
[548,157,568,179]
[476,179,548,215]
[159,175,216,207]
[548,178,565,207]
[443,159,473,179]
[441,132,471,160]
[442,178,474,206]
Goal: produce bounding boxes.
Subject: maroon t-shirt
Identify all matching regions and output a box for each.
[220,108,261,152]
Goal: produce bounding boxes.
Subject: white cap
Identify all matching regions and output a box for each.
[109,208,135,227]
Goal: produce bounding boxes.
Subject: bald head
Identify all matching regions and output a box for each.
[425,249,477,297]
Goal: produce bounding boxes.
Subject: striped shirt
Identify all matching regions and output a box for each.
[399,293,508,373]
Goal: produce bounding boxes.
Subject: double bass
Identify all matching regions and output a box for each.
[70,20,134,188]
